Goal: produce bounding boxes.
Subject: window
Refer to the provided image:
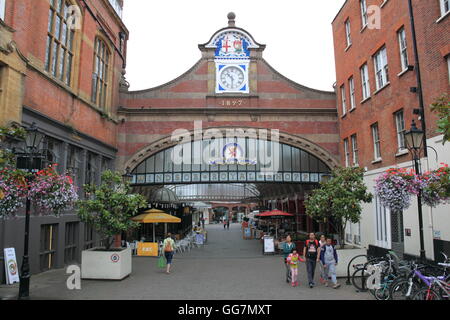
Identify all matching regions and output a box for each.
[397,27,409,71]
[371,123,381,160]
[85,152,98,185]
[45,0,75,85]
[91,38,110,109]
[373,47,389,89]
[66,145,81,187]
[360,0,368,27]
[64,222,78,264]
[344,138,350,167]
[440,0,450,16]
[360,63,370,100]
[84,223,94,249]
[349,77,356,109]
[351,134,359,166]
[340,84,347,115]
[345,19,352,47]
[0,0,5,21]
[447,55,450,83]
[43,136,62,171]
[395,110,406,152]
[40,224,58,271]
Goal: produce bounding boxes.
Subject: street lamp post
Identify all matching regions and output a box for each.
[404,120,426,262]
[13,123,45,299]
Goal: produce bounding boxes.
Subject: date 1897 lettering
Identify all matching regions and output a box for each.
[220,99,243,107]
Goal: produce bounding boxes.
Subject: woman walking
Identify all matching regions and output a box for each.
[318,234,327,284]
[163,233,176,274]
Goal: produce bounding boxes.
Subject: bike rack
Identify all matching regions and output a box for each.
[346,254,368,286]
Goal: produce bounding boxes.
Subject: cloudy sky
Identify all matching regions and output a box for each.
[122,0,346,92]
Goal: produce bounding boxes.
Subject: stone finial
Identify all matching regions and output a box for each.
[227,12,236,27]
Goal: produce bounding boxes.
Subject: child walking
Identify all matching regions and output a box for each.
[319,238,341,289]
[286,249,304,287]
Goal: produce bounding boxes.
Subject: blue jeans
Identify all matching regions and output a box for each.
[306,258,316,284]
[165,251,174,264]
[325,261,337,284]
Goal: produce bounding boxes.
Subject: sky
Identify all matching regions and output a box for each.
[122,0,346,92]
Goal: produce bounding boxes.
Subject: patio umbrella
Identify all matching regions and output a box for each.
[255,210,294,239]
[132,209,181,242]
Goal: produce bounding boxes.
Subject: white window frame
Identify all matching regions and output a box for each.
[395,110,406,152]
[447,55,450,83]
[397,27,409,71]
[344,138,350,167]
[374,195,391,249]
[360,0,368,27]
[349,77,356,109]
[345,19,352,47]
[360,63,370,100]
[440,0,450,16]
[340,84,347,115]
[0,0,5,21]
[351,134,358,166]
[371,123,381,160]
[373,47,389,90]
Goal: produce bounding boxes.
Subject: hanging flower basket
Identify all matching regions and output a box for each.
[29,164,78,215]
[374,168,421,212]
[421,164,450,208]
[0,168,28,216]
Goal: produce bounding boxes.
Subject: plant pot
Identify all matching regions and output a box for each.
[81,247,131,280]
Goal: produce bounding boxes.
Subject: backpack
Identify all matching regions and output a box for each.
[164,239,173,252]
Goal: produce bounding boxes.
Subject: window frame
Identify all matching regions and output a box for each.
[373,47,389,90]
[91,36,112,110]
[360,63,371,100]
[45,0,78,86]
[345,18,352,47]
[397,27,409,72]
[349,76,356,110]
[344,138,350,167]
[360,0,368,28]
[0,0,5,21]
[395,110,406,152]
[351,134,359,166]
[371,123,381,160]
[340,84,347,115]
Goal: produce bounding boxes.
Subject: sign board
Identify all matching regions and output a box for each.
[195,234,204,245]
[263,236,275,254]
[137,242,158,257]
[4,248,20,285]
[433,230,441,240]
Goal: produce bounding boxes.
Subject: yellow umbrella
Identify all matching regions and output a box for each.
[132,209,181,241]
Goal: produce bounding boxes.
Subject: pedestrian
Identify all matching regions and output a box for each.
[223,218,227,229]
[286,249,304,287]
[282,235,296,283]
[320,237,341,289]
[201,217,205,229]
[318,234,327,284]
[226,219,230,229]
[163,233,176,274]
[302,232,320,288]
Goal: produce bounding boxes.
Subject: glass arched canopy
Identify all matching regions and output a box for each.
[131,137,331,185]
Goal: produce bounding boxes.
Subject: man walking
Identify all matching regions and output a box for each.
[226,218,230,230]
[303,232,320,288]
[320,237,341,289]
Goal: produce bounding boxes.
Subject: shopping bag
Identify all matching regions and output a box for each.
[158,255,166,268]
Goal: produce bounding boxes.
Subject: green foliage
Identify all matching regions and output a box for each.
[430,94,450,144]
[77,170,148,250]
[304,167,373,247]
[0,124,26,169]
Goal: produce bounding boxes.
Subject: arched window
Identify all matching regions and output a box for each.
[91,37,110,109]
[45,0,77,85]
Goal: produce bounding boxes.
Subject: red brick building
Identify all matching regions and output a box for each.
[332,0,450,260]
[0,0,128,280]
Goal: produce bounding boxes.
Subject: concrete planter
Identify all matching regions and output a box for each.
[335,246,367,278]
[81,247,132,280]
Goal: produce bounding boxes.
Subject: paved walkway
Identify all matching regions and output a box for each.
[1,223,371,300]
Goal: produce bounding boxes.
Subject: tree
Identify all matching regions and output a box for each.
[77,170,148,250]
[430,94,450,144]
[304,167,373,248]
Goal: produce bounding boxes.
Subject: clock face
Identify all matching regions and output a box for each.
[219,66,245,90]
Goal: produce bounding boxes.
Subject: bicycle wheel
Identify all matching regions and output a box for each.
[351,267,367,292]
[412,287,442,300]
[374,286,390,300]
[389,279,419,300]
